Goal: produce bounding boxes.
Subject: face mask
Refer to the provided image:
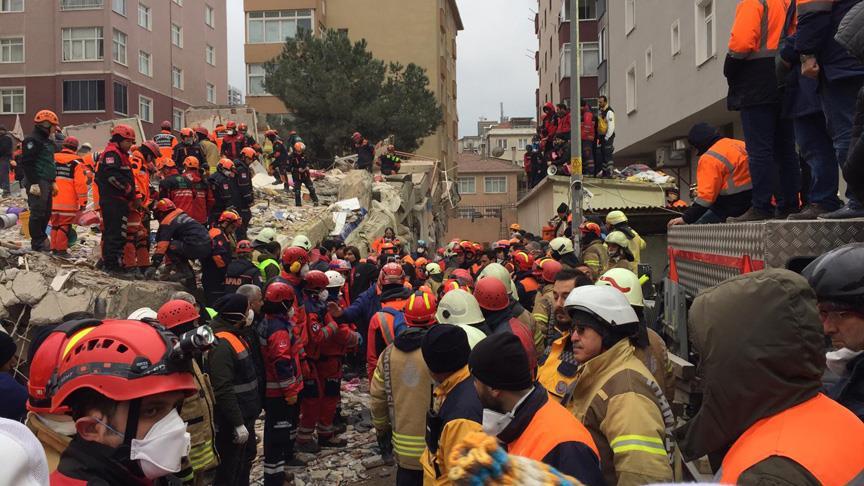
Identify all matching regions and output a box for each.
[826,348,863,377]
[286,306,296,319]
[38,414,77,436]
[245,309,255,327]
[130,409,191,479]
[299,264,310,278]
[481,409,515,437]
[318,290,329,302]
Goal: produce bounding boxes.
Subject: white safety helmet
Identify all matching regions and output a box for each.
[127,307,157,320]
[606,210,628,226]
[549,237,575,256]
[478,262,517,298]
[563,286,638,327]
[436,289,484,326]
[426,262,442,276]
[325,270,346,289]
[291,234,312,252]
[255,228,277,244]
[596,268,644,307]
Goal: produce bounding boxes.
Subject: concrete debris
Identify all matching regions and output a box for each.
[29,289,94,326]
[345,200,399,255]
[12,271,48,306]
[337,170,373,210]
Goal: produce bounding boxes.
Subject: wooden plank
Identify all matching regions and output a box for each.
[668,352,696,380]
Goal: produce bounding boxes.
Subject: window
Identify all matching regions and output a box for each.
[173,108,184,130]
[518,138,527,150]
[246,10,313,44]
[172,0,182,5]
[112,29,127,65]
[559,42,599,78]
[0,87,24,114]
[695,0,716,65]
[484,176,507,194]
[62,27,103,61]
[138,95,153,122]
[113,82,127,114]
[562,0,596,21]
[0,0,23,12]
[205,4,215,27]
[61,0,102,9]
[457,176,475,194]
[63,80,104,112]
[172,66,183,89]
[246,63,268,95]
[112,0,125,15]
[138,4,152,30]
[626,63,637,114]
[625,0,636,34]
[0,37,24,63]
[138,50,152,76]
[645,46,653,78]
[206,44,215,65]
[171,23,183,47]
[599,27,608,62]
[671,19,681,56]
[206,83,215,103]
[496,138,508,149]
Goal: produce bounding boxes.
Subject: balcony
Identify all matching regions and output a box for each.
[61,0,103,9]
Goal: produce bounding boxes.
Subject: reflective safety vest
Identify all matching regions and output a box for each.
[720,393,864,485]
[214,331,260,421]
[256,258,281,281]
[508,395,599,462]
[205,307,217,319]
[694,138,753,207]
[182,360,218,474]
[728,0,789,60]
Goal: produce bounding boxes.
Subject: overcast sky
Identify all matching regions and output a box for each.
[225,0,538,138]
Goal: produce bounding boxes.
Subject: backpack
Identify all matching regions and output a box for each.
[374,306,407,347]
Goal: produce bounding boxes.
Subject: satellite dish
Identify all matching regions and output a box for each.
[491,147,506,157]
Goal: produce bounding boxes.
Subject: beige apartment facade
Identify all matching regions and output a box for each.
[486,126,536,164]
[0,0,227,135]
[446,153,522,242]
[244,0,462,170]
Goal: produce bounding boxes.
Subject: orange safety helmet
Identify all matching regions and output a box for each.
[183,156,200,170]
[153,198,177,214]
[440,279,464,296]
[451,268,475,288]
[404,290,437,327]
[111,124,136,142]
[34,110,59,126]
[236,240,254,254]
[511,250,535,273]
[293,142,305,153]
[141,140,161,159]
[238,122,248,132]
[473,277,510,311]
[180,127,194,138]
[281,246,309,273]
[217,158,235,171]
[160,158,177,170]
[265,129,278,138]
[580,221,602,238]
[27,329,76,414]
[414,257,429,268]
[157,300,199,329]
[194,126,209,137]
[494,239,511,250]
[378,262,406,287]
[218,210,241,225]
[539,258,563,283]
[241,147,257,159]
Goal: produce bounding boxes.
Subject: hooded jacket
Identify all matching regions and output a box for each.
[370,327,434,471]
[685,124,753,223]
[51,437,151,486]
[580,239,608,278]
[829,351,864,420]
[676,269,863,483]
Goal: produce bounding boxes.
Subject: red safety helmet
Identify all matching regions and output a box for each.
[217,158,234,171]
[474,277,510,311]
[236,240,254,254]
[218,210,241,226]
[440,279,463,296]
[378,262,406,287]
[153,198,177,214]
[157,300,199,329]
[494,239,511,250]
[304,270,330,291]
[141,140,161,159]
[282,246,309,273]
[226,121,237,130]
[27,331,76,414]
[404,290,437,327]
[265,282,296,304]
[265,129,278,138]
[238,122,248,132]
[34,109,59,126]
[111,124,136,142]
[352,132,362,142]
[512,251,535,273]
[451,269,475,288]
[183,156,200,170]
[47,320,197,411]
[540,259,563,283]
[160,120,172,130]
[580,221,602,238]
[459,241,476,255]
[241,147,257,159]
[194,126,209,137]
[62,136,80,151]
[180,127,194,138]
[330,259,351,273]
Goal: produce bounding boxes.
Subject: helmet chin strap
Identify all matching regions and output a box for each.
[113,397,145,477]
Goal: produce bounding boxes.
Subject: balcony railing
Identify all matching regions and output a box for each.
[61,0,104,9]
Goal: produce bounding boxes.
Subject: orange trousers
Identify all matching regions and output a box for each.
[124,208,150,269]
[49,213,76,252]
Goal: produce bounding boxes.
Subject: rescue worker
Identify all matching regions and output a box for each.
[297,271,360,451]
[469,332,604,485]
[154,120,178,166]
[803,244,864,420]
[205,294,261,486]
[577,223,608,279]
[253,228,283,283]
[595,96,615,177]
[377,144,402,175]
[265,130,289,188]
[549,203,571,239]
[224,240,263,294]
[50,136,87,258]
[288,142,319,207]
[669,123,753,226]
[605,231,636,271]
[677,269,864,483]
[435,288,488,348]
[238,123,260,153]
[352,132,375,172]
[197,126,220,174]
[724,0,799,222]
[167,156,212,225]
[22,110,60,253]
[124,142,160,274]
[156,300,219,485]
[531,259,563,355]
[605,210,645,272]
[46,320,199,484]
[146,198,212,283]
[477,263,537,334]
[259,282,304,486]
[77,142,96,185]
[96,124,137,277]
[563,286,674,485]
[235,147,257,240]
[362,263,414,377]
[412,239,429,260]
[220,121,245,161]
[425,262,444,296]
[173,127,206,171]
[208,158,243,226]
[512,250,540,312]
[473,277,536,370]
[420,324,484,484]
[202,210,239,305]
[549,236,582,271]
[370,290,437,486]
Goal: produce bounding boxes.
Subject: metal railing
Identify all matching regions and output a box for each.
[61,0,104,10]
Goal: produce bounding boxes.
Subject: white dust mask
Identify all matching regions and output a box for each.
[129,409,191,479]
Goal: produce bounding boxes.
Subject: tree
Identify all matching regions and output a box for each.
[265,29,443,160]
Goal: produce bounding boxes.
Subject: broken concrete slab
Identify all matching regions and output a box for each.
[345,200,398,255]
[12,271,48,305]
[29,289,95,326]
[51,270,76,292]
[338,170,373,210]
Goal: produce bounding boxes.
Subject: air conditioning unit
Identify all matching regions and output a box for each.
[656,146,689,168]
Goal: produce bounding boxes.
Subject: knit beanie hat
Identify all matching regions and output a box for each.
[213,294,249,324]
[422,324,470,374]
[0,332,17,367]
[469,332,532,391]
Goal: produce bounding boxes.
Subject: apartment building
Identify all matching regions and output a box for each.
[536,0,600,115]
[598,0,740,163]
[447,152,522,242]
[0,0,227,135]
[244,0,463,170]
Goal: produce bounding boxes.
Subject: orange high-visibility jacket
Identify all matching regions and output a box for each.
[720,393,864,485]
[728,0,791,60]
[130,150,152,207]
[52,149,88,216]
[694,139,753,207]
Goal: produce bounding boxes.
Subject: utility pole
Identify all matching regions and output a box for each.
[569,0,583,252]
